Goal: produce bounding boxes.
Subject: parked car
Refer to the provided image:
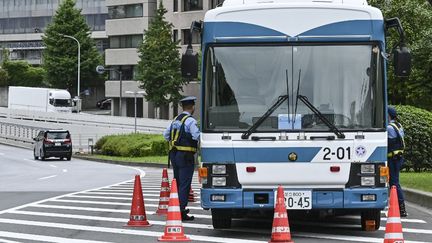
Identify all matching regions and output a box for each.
[96,98,111,110]
[33,130,72,161]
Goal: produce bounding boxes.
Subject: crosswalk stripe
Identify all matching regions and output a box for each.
[10,210,213,230]
[0,218,266,243]
[93,189,201,195]
[0,230,113,243]
[81,192,162,197]
[51,199,203,210]
[29,204,212,219]
[0,238,21,243]
[341,215,427,224]
[293,232,425,243]
[65,195,201,203]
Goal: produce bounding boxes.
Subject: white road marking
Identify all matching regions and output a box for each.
[81,191,161,197]
[49,165,57,168]
[0,238,21,243]
[341,215,427,224]
[0,231,113,243]
[38,175,57,180]
[11,210,213,230]
[62,169,67,173]
[29,204,212,218]
[93,189,201,195]
[0,152,4,156]
[0,218,266,243]
[51,198,203,210]
[293,232,426,243]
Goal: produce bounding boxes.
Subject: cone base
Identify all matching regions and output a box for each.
[155,209,168,215]
[158,235,191,242]
[269,240,294,243]
[125,220,151,227]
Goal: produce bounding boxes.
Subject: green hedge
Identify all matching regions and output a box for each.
[395,105,432,172]
[95,133,168,157]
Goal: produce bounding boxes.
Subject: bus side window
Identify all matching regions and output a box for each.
[49,99,54,105]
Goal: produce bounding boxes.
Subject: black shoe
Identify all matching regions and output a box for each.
[181,212,194,221]
[399,202,408,217]
[183,208,190,214]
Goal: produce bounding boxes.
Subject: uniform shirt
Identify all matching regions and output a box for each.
[387,119,404,139]
[163,111,200,141]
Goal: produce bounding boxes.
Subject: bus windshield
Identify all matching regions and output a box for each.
[204,44,384,132]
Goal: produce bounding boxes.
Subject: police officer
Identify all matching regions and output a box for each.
[387,106,407,217]
[163,96,199,221]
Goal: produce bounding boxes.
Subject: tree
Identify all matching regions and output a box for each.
[369,0,432,110]
[42,0,103,93]
[0,67,8,87]
[137,1,186,118]
[2,61,46,87]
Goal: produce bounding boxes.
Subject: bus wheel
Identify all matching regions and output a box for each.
[211,209,232,229]
[361,209,381,231]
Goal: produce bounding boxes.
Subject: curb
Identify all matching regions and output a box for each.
[403,188,432,209]
[73,154,168,168]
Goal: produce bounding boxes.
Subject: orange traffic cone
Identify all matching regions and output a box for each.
[188,188,196,202]
[384,186,404,243]
[156,168,171,215]
[125,175,151,227]
[269,185,294,243]
[158,179,190,242]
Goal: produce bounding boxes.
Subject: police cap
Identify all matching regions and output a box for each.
[180,96,196,106]
[388,106,397,119]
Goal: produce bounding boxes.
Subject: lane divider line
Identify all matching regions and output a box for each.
[38,175,57,180]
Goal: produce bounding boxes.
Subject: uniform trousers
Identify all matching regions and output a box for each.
[170,150,195,211]
[388,156,405,203]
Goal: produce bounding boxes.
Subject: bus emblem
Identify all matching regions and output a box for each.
[355,146,367,157]
[288,152,297,161]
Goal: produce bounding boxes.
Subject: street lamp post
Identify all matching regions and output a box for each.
[60,34,80,98]
[95,65,122,116]
[125,91,145,133]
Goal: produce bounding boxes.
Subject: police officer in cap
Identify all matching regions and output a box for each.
[387,106,407,217]
[163,96,199,221]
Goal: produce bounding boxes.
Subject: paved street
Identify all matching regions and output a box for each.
[0,144,431,242]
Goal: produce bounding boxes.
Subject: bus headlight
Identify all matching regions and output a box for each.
[212,165,226,174]
[361,177,375,186]
[361,164,375,174]
[212,177,226,187]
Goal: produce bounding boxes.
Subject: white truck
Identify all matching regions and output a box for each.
[8,86,72,113]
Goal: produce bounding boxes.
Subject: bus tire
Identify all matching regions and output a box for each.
[211,209,232,229]
[361,209,381,231]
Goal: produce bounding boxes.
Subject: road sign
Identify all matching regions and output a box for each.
[96,65,105,74]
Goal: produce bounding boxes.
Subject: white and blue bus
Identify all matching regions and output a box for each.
[181,0,411,231]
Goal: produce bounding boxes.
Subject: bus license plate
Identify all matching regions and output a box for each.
[275,190,312,209]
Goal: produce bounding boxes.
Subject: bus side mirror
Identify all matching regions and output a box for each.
[181,47,198,79]
[393,45,411,77]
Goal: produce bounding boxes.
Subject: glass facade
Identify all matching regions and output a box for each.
[108,4,143,19]
[109,35,143,49]
[183,0,203,11]
[0,0,108,34]
[108,65,137,80]
[182,29,200,44]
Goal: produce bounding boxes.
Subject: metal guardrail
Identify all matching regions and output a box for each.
[0,107,170,152]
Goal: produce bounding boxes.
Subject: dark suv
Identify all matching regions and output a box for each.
[33,130,72,161]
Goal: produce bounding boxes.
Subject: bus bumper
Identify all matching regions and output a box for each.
[201,188,388,209]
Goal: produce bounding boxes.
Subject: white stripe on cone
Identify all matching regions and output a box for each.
[168,206,181,212]
[160,197,170,201]
[386,217,402,224]
[170,193,178,198]
[272,226,290,233]
[274,212,287,218]
[166,220,183,226]
[384,233,404,239]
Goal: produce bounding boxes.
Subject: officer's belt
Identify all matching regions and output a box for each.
[388,150,404,158]
[169,142,197,152]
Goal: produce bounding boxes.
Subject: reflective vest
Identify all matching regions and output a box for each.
[388,122,405,158]
[169,113,198,153]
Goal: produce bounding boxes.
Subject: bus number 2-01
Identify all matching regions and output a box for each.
[323,147,351,160]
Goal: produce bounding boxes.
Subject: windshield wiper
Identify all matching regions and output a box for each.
[241,95,289,139]
[297,95,345,139]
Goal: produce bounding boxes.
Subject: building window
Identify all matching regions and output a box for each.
[108,4,143,19]
[173,30,178,42]
[173,0,178,12]
[182,29,200,45]
[109,35,143,48]
[108,65,137,80]
[183,0,202,12]
[210,0,224,9]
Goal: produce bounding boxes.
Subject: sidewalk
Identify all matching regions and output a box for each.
[403,187,432,210]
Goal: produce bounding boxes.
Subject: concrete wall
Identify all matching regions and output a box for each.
[0,87,7,107]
